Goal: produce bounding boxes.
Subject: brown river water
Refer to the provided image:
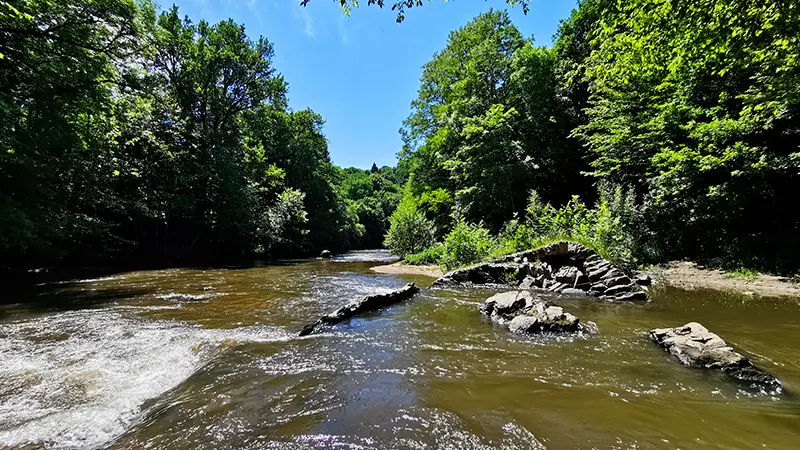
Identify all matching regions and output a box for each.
[2,250,800,449]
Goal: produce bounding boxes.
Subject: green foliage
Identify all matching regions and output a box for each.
[438,220,495,270]
[398,10,593,233]
[339,165,404,248]
[725,267,760,281]
[394,2,800,274]
[514,190,638,270]
[6,0,800,276]
[571,0,800,272]
[0,1,379,269]
[383,199,436,257]
[403,243,444,266]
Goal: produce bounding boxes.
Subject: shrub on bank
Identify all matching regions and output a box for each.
[398,186,643,272]
[438,220,495,270]
[404,243,444,265]
[383,200,437,257]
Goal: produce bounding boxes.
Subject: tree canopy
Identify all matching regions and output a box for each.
[392,1,800,273]
[0,0,383,269]
[398,9,592,235]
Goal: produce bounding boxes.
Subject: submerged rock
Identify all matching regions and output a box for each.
[650,322,781,392]
[433,241,648,302]
[299,283,419,336]
[480,291,597,336]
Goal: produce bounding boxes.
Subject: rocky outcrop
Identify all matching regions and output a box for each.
[433,241,647,302]
[320,250,332,258]
[299,283,419,336]
[650,322,781,392]
[480,291,597,335]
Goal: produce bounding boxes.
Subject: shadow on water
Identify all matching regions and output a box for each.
[0,258,323,321]
[0,285,159,320]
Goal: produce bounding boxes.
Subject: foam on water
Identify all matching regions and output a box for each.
[0,308,292,449]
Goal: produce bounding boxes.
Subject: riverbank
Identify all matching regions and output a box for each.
[646,261,800,298]
[372,260,800,298]
[370,263,443,278]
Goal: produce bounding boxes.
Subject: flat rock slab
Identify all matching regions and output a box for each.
[480,291,597,336]
[300,283,420,336]
[650,322,781,393]
[433,241,648,302]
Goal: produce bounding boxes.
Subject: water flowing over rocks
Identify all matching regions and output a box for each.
[299,283,420,336]
[479,291,597,335]
[433,242,648,302]
[157,292,216,302]
[650,322,781,393]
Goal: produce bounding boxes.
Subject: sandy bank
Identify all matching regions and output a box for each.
[370,263,443,278]
[647,261,800,298]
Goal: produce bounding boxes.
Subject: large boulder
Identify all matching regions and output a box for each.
[650,322,781,393]
[480,291,597,336]
[433,241,648,302]
[479,291,534,320]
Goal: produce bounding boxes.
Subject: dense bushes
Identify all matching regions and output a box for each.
[403,188,639,271]
[438,220,494,270]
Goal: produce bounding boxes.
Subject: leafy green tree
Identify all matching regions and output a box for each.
[0,0,149,266]
[384,197,436,257]
[398,10,591,233]
[575,0,800,270]
[0,1,379,270]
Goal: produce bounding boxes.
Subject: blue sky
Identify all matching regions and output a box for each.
[170,0,579,169]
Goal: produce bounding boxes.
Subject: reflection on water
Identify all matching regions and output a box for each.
[1,250,800,449]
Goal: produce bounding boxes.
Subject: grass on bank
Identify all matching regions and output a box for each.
[724,267,761,281]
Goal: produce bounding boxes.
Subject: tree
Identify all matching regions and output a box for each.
[340,166,403,248]
[397,10,590,233]
[384,198,436,256]
[0,1,377,270]
[0,0,148,266]
[573,0,800,270]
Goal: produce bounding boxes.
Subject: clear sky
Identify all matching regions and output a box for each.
[169,0,579,169]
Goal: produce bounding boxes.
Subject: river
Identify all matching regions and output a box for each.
[1,250,800,449]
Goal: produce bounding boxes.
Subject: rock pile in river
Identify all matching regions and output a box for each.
[299,283,419,336]
[433,241,648,302]
[650,322,781,392]
[480,291,597,335]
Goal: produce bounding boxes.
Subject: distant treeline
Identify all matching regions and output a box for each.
[388,2,800,274]
[0,1,405,270]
